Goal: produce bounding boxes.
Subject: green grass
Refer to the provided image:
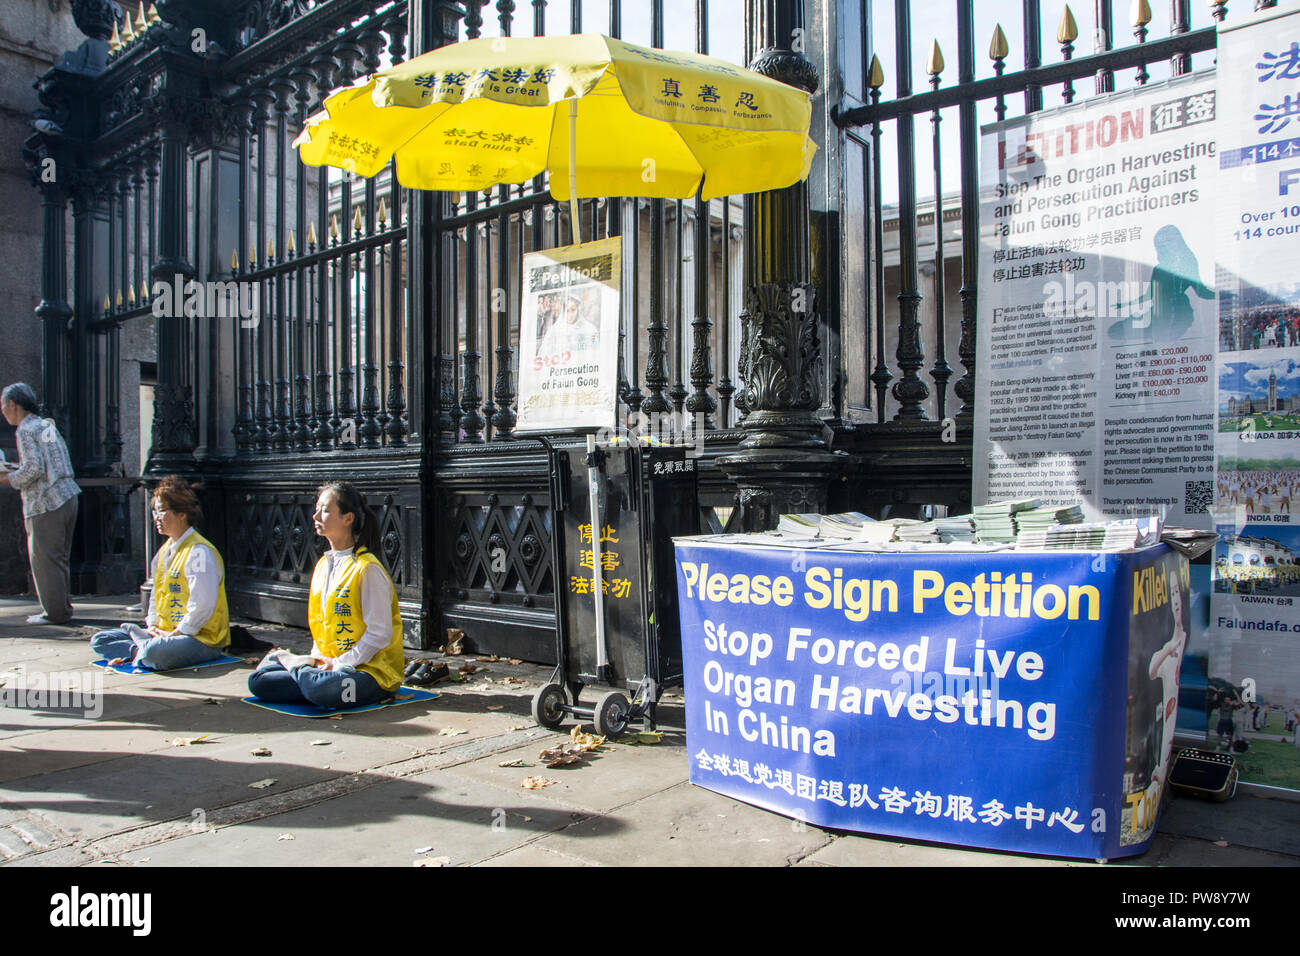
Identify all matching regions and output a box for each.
[1219,414,1300,433]
[1233,738,1300,790]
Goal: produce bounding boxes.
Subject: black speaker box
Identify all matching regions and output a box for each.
[1169,748,1239,802]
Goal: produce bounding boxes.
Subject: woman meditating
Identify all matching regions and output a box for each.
[248,481,403,709]
[90,476,231,669]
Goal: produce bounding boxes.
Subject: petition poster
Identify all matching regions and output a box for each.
[1211,6,1300,791]
[975,74,1218,527]
[515,237,622,434]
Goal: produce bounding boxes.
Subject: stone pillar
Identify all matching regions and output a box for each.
[717,0,841,530]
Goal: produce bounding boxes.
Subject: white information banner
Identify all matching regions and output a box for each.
[975,75,1218,527]
[515,237,622,434]
[1210,7,1300,788]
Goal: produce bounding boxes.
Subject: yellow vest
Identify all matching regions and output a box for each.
[308,549,404,692]
[153,531,230,648]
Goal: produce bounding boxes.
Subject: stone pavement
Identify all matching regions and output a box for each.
[0,594,1297,868]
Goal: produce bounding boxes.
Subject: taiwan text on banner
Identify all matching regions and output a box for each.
[674,539,1187,859]
[975,75,1218,526]
[1210,7,1300,790]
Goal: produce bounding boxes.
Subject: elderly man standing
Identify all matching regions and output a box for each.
[0,383,80,625]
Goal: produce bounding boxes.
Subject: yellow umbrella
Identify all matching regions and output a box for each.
[294,33,815,239]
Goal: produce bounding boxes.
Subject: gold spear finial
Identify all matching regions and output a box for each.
[989,24,1009,61]
[329,214,340,241]
[377,196,388,227]
[287,228,296,255]
[1058,6,1079,43]
[868,54,884,89]
[308,221,318,247]
[109,20,123,53]
[135,2,148,33]
[927,40,945,77]
[1130,0,1152,27]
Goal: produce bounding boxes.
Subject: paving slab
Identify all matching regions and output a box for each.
[114,769,605,867]
[525,780,834,866]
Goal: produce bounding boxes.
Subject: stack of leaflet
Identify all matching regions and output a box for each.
[1018,515,1163,551]
[972,498,1039,543]
[1011,504,1084,549]
[936,514,976,543]
[778,513,822,536]
[819,512,874,539]
[887,519,936,543]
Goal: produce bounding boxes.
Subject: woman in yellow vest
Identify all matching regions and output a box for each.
[89,475,230,669]
[248,481,403,709]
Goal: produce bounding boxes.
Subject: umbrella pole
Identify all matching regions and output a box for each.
[586,434,610,678]
[568,100,582,245]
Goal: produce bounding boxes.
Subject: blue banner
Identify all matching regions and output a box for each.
[674,541,1187,859]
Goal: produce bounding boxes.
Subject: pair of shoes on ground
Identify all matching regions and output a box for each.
[26,613,73,625]
[403,659,449,687]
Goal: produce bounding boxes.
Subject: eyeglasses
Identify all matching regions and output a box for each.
[151,507,171,517]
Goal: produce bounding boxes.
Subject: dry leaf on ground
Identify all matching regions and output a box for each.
[310,739,330,746]
[498,758,527,767]
[617,730,663,745]
[413,856,451,867]
[475,656,501,663]
[521,776,556,789]
[439,727,467,736]
[277,833,295,841]
[248,778,277,789]
[458,663,478,675]
[250,747,272,757]
[569,727,606,750]
[414,845,433,854]
[170,734,212,747]
[486,705,504,711]
[507,658,523,665]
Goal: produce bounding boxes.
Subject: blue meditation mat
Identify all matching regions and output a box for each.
[241,687,440,718]
[92,655,245,675]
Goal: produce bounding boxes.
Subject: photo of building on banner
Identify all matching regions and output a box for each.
[515,236,622,435]
[974,73,1218,528]
[1210,6,1300,792]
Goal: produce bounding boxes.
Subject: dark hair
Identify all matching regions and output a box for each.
[318,481,380,556]
[1,383,39,413]
[154,475,203,527]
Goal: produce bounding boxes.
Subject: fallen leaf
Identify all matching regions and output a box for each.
[248,778,277,789]
[310,739,331,746]
[413,846,434,855]
[439,727,467,737]
[1214,840,1230,847]
[507,723,530,732]
[475,655,501,663]
[278,833,295,841]
[413,856,451,867]
[328,715,343,720]
[458,663,478,675]
[523,816,532,822]
[498,676,524,685]
[498,758,527,767]
[486,705,504,711]
[202,698,222,705]
[444,629,464,655]
[242,656,261,665]
[617,730,663,745]
[522,776,556,789]
[507,658,523,665]
[170,734,212,747]
[570,726,606,750]
[249,747,272,757]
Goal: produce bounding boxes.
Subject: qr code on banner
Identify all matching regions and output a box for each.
[1184,480,1213,514]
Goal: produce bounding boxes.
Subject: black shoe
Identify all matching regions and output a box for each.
[403,658,425,680]
[407,662,449,686]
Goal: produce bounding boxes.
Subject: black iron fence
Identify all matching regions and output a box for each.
[24,0,1267,657]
